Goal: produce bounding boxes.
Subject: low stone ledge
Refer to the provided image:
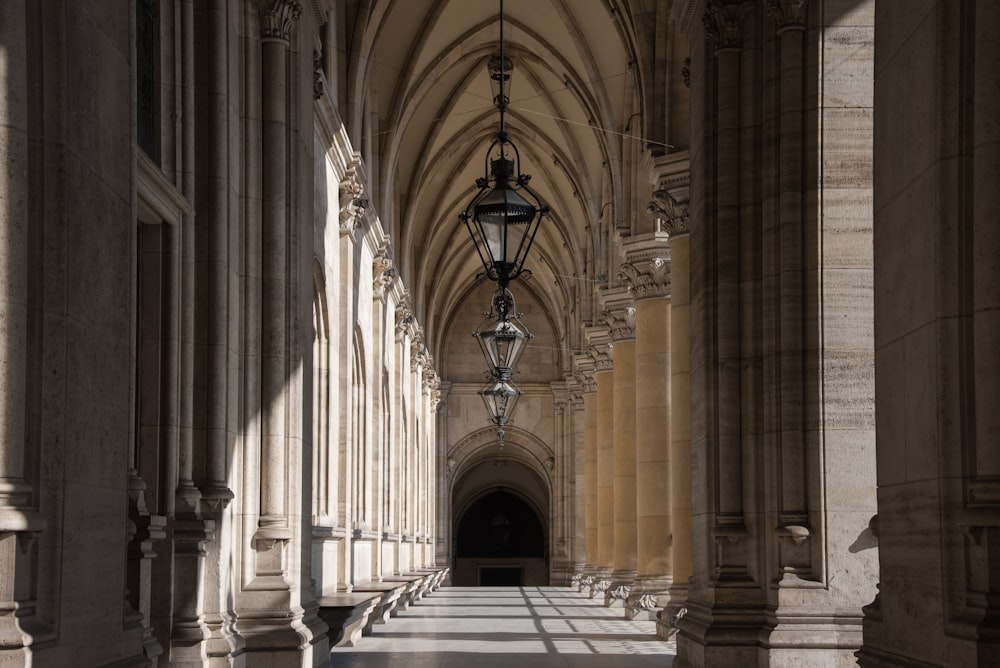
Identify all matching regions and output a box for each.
[350,583,407,634]
[317,593,381,647]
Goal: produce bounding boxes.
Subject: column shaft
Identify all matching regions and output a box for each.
[608,338,637,608]
[664,234,691,635]
[259,36,289,530]
[632,297,672,620]
[595,368,614,592]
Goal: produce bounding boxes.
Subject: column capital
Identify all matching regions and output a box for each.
[703,1,755,52]
[261,0,302,43]
[585,326,614,370]
[766,0,807,32]
[599,287,635,342]
[573,353,598,393]
[620,233,672,300]
[647,189,689,237]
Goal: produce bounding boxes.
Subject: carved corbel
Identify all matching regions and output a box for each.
[373,241,396,300]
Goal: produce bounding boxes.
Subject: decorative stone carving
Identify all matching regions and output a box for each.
[590,578,611,599]
[395,293,415,341]
[619,257,670,300]
[600,305,635,341]
[261,1,302,42]
[339,156,367,237]
[590,345,613,372]
[647,189,689,237]
[373,242,395,300]
[606,583,631,607]
[313,49,325,99]
[703,1,755,51]
[629,591,660,613]
[580,574,594,593]
[766,0,807,31]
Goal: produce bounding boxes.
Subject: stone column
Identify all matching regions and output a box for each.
[642,156,693,635]
[254,0,300,555]
[620,233,673,622]
[589,328,614,598]
[863,1,997,665]
[666,228,691,636]
[678,3,759,666]
[576,355,599,593]
[0,0,46,656]
[550,382,573,585]
[603,289,638,609]
[193,1,239,660]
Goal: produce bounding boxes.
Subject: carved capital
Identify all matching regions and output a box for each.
[601,305,635,341]
[766,0,807,31]
[261,0,302,42]
[703,1,755,52]
[647,188,690,237]
[599,289,636,341]
[619,256,670,299]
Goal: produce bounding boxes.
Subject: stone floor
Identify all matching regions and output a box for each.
[330,586,677,667]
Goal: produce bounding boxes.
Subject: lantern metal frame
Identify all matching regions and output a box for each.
[459,0,550,290]
[472,288,533,380]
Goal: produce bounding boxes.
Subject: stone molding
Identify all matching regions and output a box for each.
[261,1,302,43]
[703,1,755,52]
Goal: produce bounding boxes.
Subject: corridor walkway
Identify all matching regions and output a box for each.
[330,586,676,667]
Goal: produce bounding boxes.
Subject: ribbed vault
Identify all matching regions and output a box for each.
[343,0,666,378]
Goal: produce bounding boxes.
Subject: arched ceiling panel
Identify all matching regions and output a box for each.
[357,0,639,377]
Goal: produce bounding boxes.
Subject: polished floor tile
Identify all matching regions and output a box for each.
[330,587,676,667]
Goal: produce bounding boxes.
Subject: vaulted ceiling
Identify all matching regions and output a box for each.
[342,0,679,382]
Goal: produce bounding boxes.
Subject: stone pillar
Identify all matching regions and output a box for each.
[641,156,693,635]
[254,0,300,553]
[589,328,614,598]
[620,233,674,622]
[549,382,573,585]
[576,355,599,593]
[603,289,638,608]
[677,3,760,666]
[666,229,691,636]
[863,1,999,665]
[0,1,46,656]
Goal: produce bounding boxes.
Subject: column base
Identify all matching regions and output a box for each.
[604,572,635,608]
[590,576,611,600]
[657,582,689,639]
[625,575,672,621]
